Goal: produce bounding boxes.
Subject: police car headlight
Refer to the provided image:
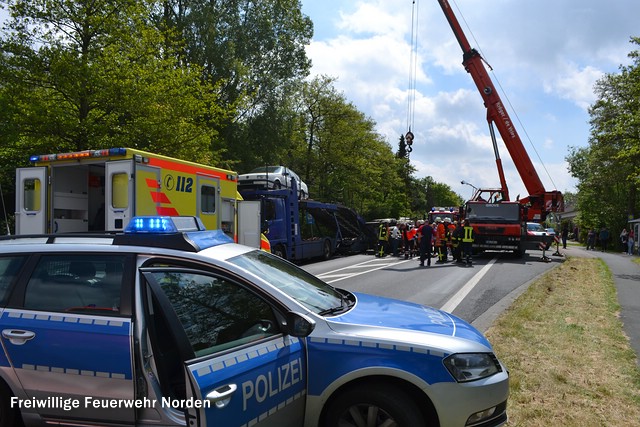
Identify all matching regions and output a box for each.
[443,353,501,382]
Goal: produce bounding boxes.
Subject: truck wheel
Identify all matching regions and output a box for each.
[323,384,424,427]
[322,240,332,260]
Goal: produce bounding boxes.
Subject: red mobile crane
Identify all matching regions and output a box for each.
[436,0,563,254]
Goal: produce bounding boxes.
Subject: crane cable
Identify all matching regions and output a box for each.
[450,0,558,190]
[405,0,419,154]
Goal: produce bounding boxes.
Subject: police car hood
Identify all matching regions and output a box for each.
[325,292,492,350]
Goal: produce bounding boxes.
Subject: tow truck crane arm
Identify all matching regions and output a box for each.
[437,0,563,218]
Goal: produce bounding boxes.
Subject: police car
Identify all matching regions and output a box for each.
[0,216,508,427]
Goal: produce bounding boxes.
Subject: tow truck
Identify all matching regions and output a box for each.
[436,0,562,255]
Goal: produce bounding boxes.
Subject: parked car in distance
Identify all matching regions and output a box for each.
[527,222,552,249]
[545,228,556,236]
[239,166,309,199]
[526,222,547,236]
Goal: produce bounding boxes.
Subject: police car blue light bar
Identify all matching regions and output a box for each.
[125,216,207,233]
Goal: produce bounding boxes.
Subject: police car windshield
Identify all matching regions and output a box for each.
[228,250,346,314]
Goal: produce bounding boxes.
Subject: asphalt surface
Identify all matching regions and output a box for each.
[473,244,640,366]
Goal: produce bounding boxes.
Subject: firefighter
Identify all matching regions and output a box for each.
[435,217,448,263]
[452,220,463,263]
[462,219,475,266]
[377,221,389,257]
[418,220,434,267]
[445,217,455,258]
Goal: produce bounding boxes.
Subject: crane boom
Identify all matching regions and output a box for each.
[437,0,563,219]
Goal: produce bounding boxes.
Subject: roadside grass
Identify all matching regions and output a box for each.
[485,257,640,426]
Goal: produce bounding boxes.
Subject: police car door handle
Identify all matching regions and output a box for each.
[2,329,36,345]
[206,383,237,408]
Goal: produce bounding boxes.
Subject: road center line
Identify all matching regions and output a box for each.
[439,257,498,313]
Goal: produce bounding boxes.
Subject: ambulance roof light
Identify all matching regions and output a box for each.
[29,148,127,163]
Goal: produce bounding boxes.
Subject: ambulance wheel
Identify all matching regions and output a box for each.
[324,384,425,427]
[0,382,22,427]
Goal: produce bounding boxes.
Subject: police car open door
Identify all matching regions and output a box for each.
[142,268,306,427]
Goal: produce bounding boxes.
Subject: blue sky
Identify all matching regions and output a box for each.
[301,0,640,201]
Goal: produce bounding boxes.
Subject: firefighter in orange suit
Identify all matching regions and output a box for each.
[435,217,447,263]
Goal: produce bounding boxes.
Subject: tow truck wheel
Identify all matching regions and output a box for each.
[324,384,425,427]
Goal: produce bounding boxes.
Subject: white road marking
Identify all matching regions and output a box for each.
[317,258,413,284]
[317,255,499,313]
[439,257,498,313]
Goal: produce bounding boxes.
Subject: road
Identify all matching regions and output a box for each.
[300,248,565,332]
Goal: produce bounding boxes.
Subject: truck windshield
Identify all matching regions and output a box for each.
[466,203,520,222]
[228,250,345,314]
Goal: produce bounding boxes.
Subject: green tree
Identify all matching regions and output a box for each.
[157,0,313,167]
[294,76,409,219]
[0,0,223,164]
[567,37,640,234]
[408,177,463,219]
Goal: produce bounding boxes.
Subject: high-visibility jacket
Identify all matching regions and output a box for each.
[260,233,271,252]
[462,226,475,242]
[378,224,388,241]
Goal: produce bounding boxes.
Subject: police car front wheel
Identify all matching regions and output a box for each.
[0,382,22,427]
[324,384,426,427]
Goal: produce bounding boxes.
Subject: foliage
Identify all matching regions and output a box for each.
[293,76,409,219]
[0,0,469,228]
[567,37,640,234]
[0,0,224,163]
[156,0,313,171]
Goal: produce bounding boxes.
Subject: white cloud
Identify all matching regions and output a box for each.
[544,64,604,111]
[302,0,637,204]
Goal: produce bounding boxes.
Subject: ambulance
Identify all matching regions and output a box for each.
[15,148,262,247]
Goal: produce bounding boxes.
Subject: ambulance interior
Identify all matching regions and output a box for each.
[52,164,106,232]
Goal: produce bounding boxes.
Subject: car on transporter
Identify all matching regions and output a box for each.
[238,166,309,199]
[0,216,508,427]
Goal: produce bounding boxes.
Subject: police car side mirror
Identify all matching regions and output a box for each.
[283,312,315,337]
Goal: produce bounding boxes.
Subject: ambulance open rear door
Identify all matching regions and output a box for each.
[15,167,47,234]
[105,160,134,231]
